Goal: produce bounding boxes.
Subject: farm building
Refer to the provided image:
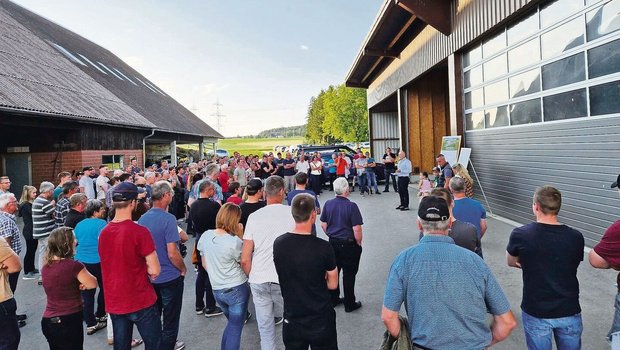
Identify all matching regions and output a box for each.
[0,0,222,193]
[346,0,620,245]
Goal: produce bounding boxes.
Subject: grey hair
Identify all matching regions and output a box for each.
[205,163,220,176]
[113,169,124,177]
[449,176,465,193]
[198,179,214,193]
[39,181,54,194]
[419,218,450,233]
[264,176,284,198]
[333,177,349,195]
[144,171,156,180]
[151,180,173,201]
[0,193,16,210]
[84,199,103,218]
[69,193,88,207]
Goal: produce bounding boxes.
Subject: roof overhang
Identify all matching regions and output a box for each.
[345,0,452,89]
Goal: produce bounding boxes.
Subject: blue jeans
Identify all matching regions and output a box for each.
[153,276,184,350]
[0,298,20,350]
[213,282,250,350]
[608,292,620,341]
[357,172,368,193]
[111,304,162,350]
[366,171,379,193]
[522,311,582,350]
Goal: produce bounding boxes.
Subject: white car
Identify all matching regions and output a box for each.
[207,149,229,158]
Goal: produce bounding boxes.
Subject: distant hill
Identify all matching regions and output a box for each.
[256,125,306,138]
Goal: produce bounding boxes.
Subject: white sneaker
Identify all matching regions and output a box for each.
[175,340,185,350]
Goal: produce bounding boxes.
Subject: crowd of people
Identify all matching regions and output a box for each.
[0,146,619,350]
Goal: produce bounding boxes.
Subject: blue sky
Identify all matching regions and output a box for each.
[13,0,382,137]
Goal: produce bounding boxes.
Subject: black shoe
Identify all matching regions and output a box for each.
[383,189,389,193]
[274,317,284,325]
[17,314,27,321]
[400,207,410,211]
[396,206,403,210]
[244,312,252,324]
[204,306,224,318]
[345,301,362,313]
[332,297,345,307]
[376,191,381,195]
[18,320,26,328]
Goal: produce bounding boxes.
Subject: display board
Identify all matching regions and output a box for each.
[457,148,472,167]
[440,136,462,166]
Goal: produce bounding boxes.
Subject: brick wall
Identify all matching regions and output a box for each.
[29,149,143,186]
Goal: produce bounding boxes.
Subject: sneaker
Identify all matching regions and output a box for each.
[18,320,26,328]
[22,272,36,280]
[195,307,204,315]
[204,306,223,318]
[345,301,363,313]
[274,317,284,325]
[175,340,185,350]
[33,269,40,274]
[96,315,107,323]
[86,321,107,335]
[244,312,252,324]
[17,314,27,321]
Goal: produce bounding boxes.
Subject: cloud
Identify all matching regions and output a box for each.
[198,83,231,97]
[300,44,309,51]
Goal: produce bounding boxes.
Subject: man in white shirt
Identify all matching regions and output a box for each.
[295,155,310,175]
[95,165,109,201]
[241,176,295,350]
[79,166,96,200]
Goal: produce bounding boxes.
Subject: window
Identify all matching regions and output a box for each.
[484,80,509,105]
[97,62,124,80]
[508,38,540,72]
[509,69,540,98]
[485,106,510,128]
[483,53,507,81]
[464,65,483,88]
[508,11,539,45]
[134,75,158,93]
[543,89,587,121]
[463,45,482,67]
[540,0,584,28]
[586,0,620,41]
[466,111,485,130]
[510,99,542,125]
[541,53,585,90]
[483,31,507,58]
[464,88,484,110]
[590,80,620,116]
[112,68,138,86]
[588,38,620,78]
[541,18,584,59]
[49,42,86,66]
[102,155,124,170]
[77,54,108,75]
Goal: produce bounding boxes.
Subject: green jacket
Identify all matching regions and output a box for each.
[379,315,412,350]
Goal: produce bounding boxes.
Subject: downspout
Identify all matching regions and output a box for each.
[142,129,156,169]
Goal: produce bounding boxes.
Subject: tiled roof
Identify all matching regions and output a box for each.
[0,0,223,139]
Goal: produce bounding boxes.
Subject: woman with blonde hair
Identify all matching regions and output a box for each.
[18,185,38,279]
[41,227,97,350]
[197,203,248,349]
[452,163,475,198]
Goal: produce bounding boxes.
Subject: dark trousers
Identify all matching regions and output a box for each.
[41,311,83,350]
[153,276,184,350]
[23,238,38,274]
[195,239,217,310]
[328,239,362,308]
[398,177,410,208]
[310,173,322,195]
[283,309,338,350]
[81,262,105,327]
[329,173,337,191]
[0,298,20,350]
[384,169,398,192]
[9,272,18,293]
[111,304,162,350]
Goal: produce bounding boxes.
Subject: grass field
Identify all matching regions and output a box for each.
[179,137,305,156]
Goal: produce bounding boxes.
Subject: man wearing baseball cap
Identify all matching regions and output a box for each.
[381,196,516,349]
[239,179,266,229]
[98,182,162,350]
[590,174,620,343]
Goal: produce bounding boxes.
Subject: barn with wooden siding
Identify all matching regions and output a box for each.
[347,0,620,246]
[0,0,222,193]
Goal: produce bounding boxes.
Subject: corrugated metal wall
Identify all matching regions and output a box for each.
[370,111,399,159]
[466,116,620,246]
[368,0,541,107]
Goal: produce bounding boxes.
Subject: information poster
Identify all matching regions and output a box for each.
[458,148,472,167]
[440,136,462,166]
